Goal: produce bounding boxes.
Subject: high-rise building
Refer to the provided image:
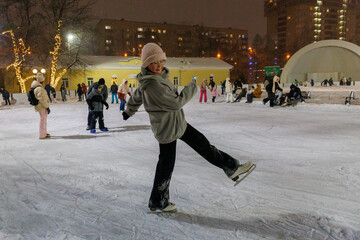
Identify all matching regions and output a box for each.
[264,0,360,65]
[95,19,249,79]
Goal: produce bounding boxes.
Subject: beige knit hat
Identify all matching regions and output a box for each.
[141,43,167,68]
[36,73,45,82]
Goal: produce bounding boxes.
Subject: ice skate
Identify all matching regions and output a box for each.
[149,202,177,213]
[229,161,256,186]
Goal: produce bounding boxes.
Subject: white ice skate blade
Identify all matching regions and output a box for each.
[234,164,256,186]
[148,209,178,214]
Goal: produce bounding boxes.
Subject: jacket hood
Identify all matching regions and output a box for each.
[122,79,128,84]
[137,67,171,90]
[31,80,42,88]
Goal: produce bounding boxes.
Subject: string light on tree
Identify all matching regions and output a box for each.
[2,30,35,93]
[50,20,68,88]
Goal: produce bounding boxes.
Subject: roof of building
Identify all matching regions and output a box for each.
[281,40,360,83]
[77,56,233,70]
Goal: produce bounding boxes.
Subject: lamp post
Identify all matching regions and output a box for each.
[67,33,74,91]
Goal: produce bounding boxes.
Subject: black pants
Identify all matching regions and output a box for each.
[90,111,104,130]
[149,123,239,209]
[4,98,10,105]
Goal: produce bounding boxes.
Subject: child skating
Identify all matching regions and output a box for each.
[122,43,255,212]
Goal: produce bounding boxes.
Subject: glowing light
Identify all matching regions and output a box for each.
[41,69,46,73]
[2,30,35,93]
[50,21,68,88]
[217,53,221,58]
[33,69,38,74]
[124,53,128,57]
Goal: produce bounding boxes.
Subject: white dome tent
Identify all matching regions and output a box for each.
[280,40,360,84]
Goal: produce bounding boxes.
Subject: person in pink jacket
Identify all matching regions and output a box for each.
[211,86,220,102]
[31,73,51,139]
[117,78,131,111]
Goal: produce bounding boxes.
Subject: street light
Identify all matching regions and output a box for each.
[67,33,75,90]
[32,69,38,74]
[41,68,46,73]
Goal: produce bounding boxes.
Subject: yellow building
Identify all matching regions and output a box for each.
[62,56,233,90]
[1,56,232,93]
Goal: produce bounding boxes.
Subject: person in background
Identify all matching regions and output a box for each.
[199,78,209,103]
[45,83,52,103]
[50,86,57,103]
[122,43,255,213]
[1,87,10,105]
[234,87,247,102]
[86,78,108,130]
[31,73,51,139]
[252,84,262,98]
[225,77,234,103]
[86,84,109,133]
[81,83,87,101]
[209,77,215,90]
[110,81,119,104]
[245,86,255,103]
[77,84,83,101]
[211,86,220,102]
[60,84,67,101]
[117,79,131,111]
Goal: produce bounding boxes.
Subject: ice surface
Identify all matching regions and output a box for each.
[1,93,360,240]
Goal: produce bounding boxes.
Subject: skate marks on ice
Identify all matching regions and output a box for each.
[107,125,151,133]
[155,211,360,240]
[49,135,109,140]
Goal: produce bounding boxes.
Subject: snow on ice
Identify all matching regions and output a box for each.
[0,93,360,240]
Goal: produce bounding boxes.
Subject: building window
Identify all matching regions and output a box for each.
[106,40,112,44]
[105,25,112,30]
[178,37,183,41]
[137,27,143,32]
[137,34,144,38]
[87,78,94,87]
[151,35,155,39]
[126,41,130,46]
[151,28,155,32]
[230,34,233,38]
[62,78,69,88]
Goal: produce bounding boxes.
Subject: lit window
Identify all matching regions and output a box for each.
[151,35,155,39]
[230,34,233,38]
[106,40,112,44]
[137,34,144,38]
[151,28,155,32]
[163,30,166,33]
[105,26,112,30]
[137,28,143,32]
[178,37,183,41]
[158,29,161,33]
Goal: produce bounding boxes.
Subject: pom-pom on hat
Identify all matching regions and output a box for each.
[36,73,45,82]
[141,43,167,68]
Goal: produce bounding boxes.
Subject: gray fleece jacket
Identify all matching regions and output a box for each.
[125,67,197,144]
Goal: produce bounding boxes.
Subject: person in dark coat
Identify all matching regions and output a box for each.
[263,72,281,107]
[77,84,83,101]
[86,84,109,133]
[86,78,108,130]
[1,87,10,105]
[45,84,52,103]
[110,82,119,104]
[209,78,215,90]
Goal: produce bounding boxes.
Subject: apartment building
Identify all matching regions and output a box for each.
[264,0,360,65]
[95,19,249,79]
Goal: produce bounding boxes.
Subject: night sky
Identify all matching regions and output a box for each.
[92,0,266,42]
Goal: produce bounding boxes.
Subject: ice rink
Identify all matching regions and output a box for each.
[1,94,360,240]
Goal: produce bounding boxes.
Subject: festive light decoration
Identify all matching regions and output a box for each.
[2,30,35,93]
[50,20,67,88]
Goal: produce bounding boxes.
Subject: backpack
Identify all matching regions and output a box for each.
[28,86,40,106]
